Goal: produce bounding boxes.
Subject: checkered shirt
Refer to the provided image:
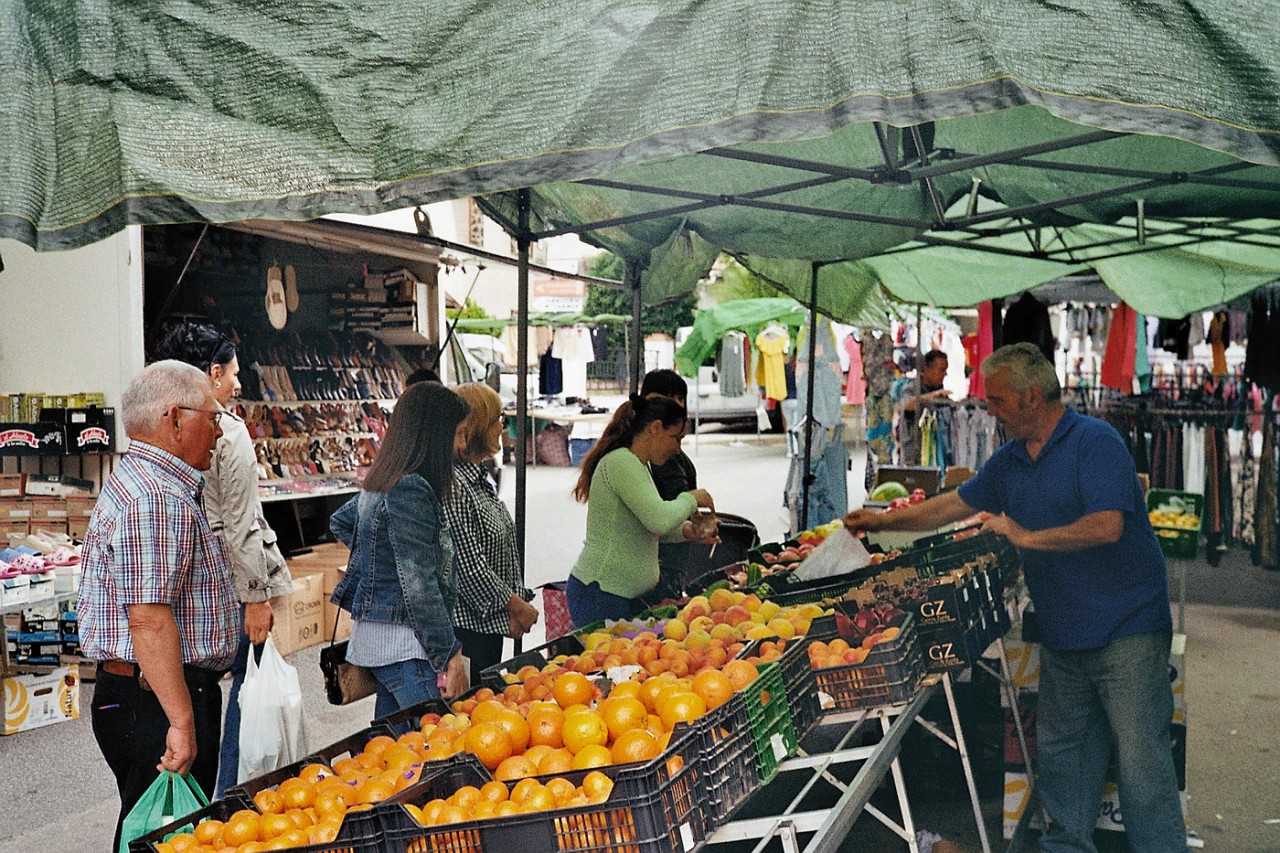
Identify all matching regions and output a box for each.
[445,461,532,635]
[77,441,238,670]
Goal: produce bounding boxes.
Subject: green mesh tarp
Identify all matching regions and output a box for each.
[674,298,809,377]
[5,1,1280,253]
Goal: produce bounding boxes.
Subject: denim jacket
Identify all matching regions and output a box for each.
[329,473,460,672]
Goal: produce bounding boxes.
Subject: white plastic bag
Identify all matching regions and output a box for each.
[791,525,872,582]
[238,636,308,782]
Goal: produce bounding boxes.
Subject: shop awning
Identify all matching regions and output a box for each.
[4,0,1280,277]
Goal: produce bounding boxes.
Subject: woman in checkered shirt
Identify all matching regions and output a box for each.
[445,383,539,683]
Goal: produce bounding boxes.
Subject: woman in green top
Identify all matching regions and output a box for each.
[567,395,716,627]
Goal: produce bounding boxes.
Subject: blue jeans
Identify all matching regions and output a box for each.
[215,608,261,798]
[566,574,634,628]
[369,658,442,720]
[1037,630,1185,852]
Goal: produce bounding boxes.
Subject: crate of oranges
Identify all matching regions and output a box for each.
[680,659,761,826]
[376,725,706,853]
[807,612,925,712]
[739,661,797,784]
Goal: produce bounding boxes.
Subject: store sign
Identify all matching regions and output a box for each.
[532,276,586,314]
[75,427,109,449]
[0,429,39,449]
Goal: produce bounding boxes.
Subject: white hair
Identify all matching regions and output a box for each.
[121,360,211,437]
[980,343,1062,402]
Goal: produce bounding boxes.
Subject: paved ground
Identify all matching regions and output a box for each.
[3,427,1278,852]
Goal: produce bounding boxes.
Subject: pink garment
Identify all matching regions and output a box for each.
[843,335,866,404]
[968,301,995,399]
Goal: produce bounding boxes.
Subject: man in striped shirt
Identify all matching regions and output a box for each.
[78,361,238,850]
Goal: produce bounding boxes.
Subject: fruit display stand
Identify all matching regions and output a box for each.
[703,672,993,853]
[1147,489,1202,634]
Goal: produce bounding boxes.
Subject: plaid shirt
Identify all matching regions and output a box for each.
[445,461,532,635]
[78,441,238,670]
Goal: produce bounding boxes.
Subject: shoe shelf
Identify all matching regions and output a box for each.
[258,473,361,504]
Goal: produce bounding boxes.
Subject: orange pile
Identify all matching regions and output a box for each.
[807,626,900,669]
[405,770,616,826]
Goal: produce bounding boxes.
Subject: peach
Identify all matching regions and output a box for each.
[663,619,689,641]
[724,606,752,627]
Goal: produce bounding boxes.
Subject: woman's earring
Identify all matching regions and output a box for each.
[214,380,222,389]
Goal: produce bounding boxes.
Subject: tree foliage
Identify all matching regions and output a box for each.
[583,252,698,350]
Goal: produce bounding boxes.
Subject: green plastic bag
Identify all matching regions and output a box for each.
[118,771,209,853]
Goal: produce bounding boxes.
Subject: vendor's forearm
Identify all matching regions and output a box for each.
[878,491,973,531]
[1014,510,1123,552]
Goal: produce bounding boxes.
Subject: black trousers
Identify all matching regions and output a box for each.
[92,667,223,852]
[454,626,505,686]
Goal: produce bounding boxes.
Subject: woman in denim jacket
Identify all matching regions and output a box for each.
[329,382,471,717]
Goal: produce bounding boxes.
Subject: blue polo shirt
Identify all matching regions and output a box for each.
[957,408,1171,651]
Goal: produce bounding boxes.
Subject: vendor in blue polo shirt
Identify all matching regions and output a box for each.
[845,343,1184,853]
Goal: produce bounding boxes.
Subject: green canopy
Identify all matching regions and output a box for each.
[5,0,1280,265]
[673,298,809,377]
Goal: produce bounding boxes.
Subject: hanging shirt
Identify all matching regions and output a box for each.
[1100,303,1139,392]
[968,301,995,399]
[755,328,790,401]
[843,334,866,404]
[1208,312,1228,376]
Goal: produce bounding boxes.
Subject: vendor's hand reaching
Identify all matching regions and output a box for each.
[980,514,1027,548]
[843,508,885,534]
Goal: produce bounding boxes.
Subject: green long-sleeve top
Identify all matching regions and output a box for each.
[571,448,698,599]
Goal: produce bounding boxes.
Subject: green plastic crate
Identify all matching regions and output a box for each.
[742,661,798,784]
[1147,489,1202,560]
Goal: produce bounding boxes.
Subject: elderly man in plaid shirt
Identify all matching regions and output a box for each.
[78,360,239,851]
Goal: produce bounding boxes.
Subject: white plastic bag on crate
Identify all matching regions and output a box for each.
[238,636,308,782]
[790,525,872,582]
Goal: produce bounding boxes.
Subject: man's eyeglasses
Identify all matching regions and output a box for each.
[177,406,222,426]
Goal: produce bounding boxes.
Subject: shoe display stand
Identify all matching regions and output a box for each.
[706,672,994,853]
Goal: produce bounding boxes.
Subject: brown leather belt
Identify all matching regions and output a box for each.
[97,659,224,690]
[98,659,138,678]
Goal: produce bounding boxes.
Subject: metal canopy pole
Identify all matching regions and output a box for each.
[800,261,819,531]
[514,189,531,589]
[627,261,643,395]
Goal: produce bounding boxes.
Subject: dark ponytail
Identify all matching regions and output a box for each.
[572,394,686,502]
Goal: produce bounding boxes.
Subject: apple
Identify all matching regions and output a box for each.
[724,606,752,627]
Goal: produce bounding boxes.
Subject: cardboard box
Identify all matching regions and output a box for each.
[64,495,97,519]
[65,408,116,453]
[26,497,67,520]
[321,599,353,643]
[67,519,90,541]
[270,572,325,656]
[2,663,80,735]
[0,499,32,521]
[1,576,29,608]
[0,520,29,540]
[26,577,55,603]
[23,475,93,497]
[0,474,24,497]
[0,423,65,456]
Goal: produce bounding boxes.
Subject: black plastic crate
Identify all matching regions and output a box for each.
[373,697,455,738]
[228,724,399,848]
[478,632,587,688]
[689,690,756,826]
[377,728,706,853]
[811,613,926,712]
[773,637,820,742]
[128,793,255,853]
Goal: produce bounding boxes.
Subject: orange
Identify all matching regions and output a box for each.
[880,626,900,641]
[312,787,354,818]
[236,843,266,853]
[522,744,554,768]
[419,799,446,826]
[581,770,615,803]
[570,743,613,769]
[610,728,660,764]
[381,744,420,772]
[298,763,333,785]
[537,748,574,775]
[598,695,648,741]
[330,756,362,777]
[495,800,521,817]
[356,777,396,805]
[277,828,311,847]
[644,713,667,738]
[437,804,469,825]
[691,669,734,710]
[364,734,397,757]
[164,833,197,852]
[545,776,577,806]
[283,808,313,829]
[658,691,707,730]
[355,750,385,772]
[398,730,428,753]
[471,699,508,725]
[463,722,514,770]
[490,708,531,753]
[561,710,609,754]
[723,660,759,691]
[449,785,482,810]
[520,786,557,812]
[526,704,565,748]
[509,777,545,805]
[194,819,224,846]
[259,813,294,840]
[493,755,539,781]
[252,789,284,816]
[552,672,594,708]
[608,681,642,701]
[472,800,498,820]
[277,778,316,810]
[222,811,262,848]
[479,780,510,804]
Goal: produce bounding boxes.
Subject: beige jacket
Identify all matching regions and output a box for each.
[203,407,293,603]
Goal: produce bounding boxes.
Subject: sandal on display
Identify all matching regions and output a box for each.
[266,264,288,330]
[284,264,300,312]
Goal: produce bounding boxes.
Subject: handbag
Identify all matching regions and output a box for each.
[318,607,377,705]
